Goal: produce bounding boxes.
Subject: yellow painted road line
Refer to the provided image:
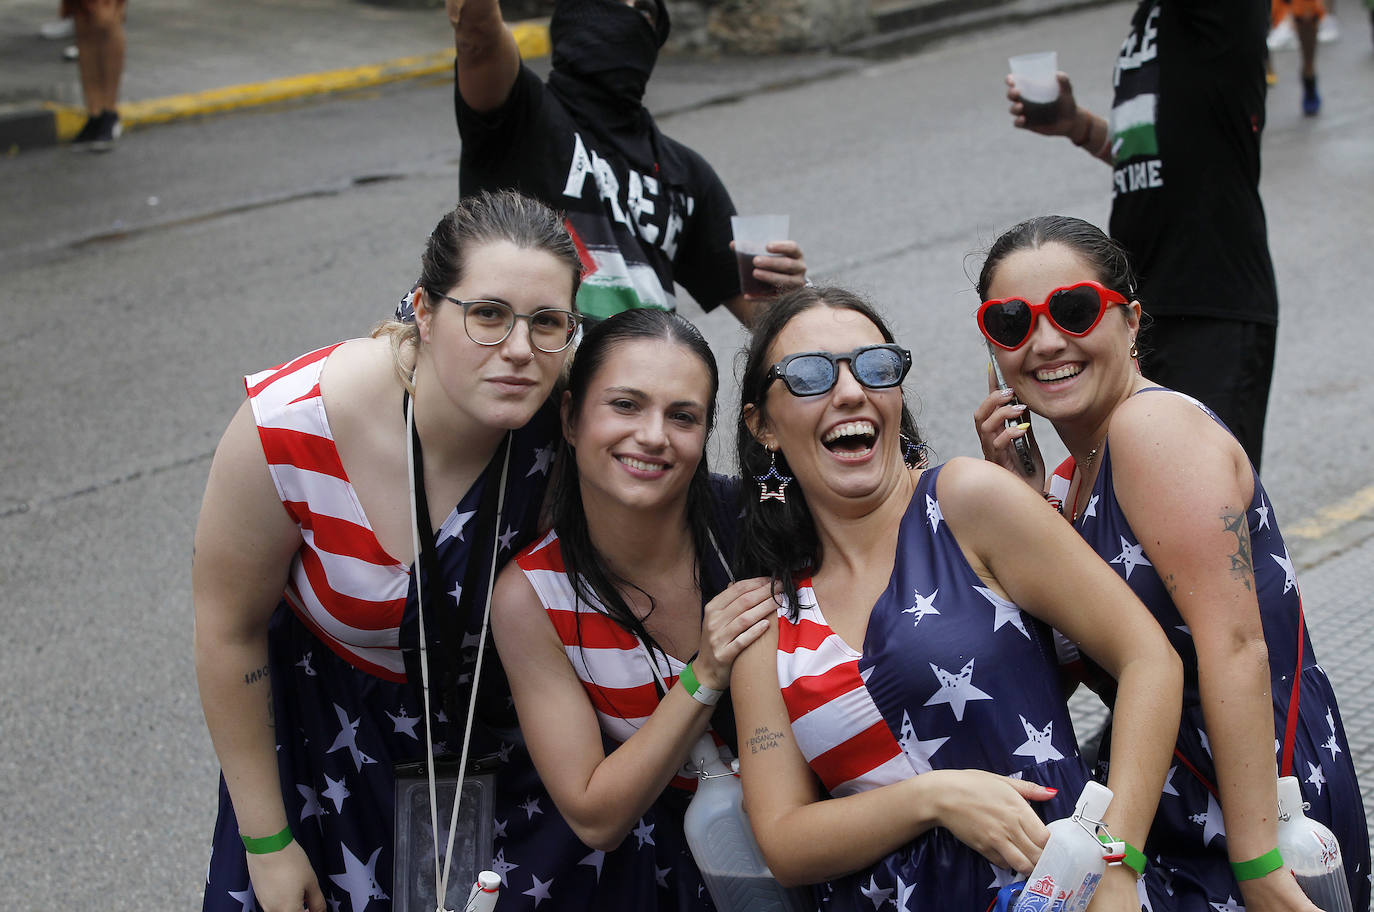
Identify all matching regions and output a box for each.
[1286,484,1374,541]
[49,21,550,142]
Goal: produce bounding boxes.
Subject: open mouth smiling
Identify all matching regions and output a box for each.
[822,420,877,456]
[1035,364,1083,383]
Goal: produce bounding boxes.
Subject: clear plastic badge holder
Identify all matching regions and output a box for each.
[393,754,499,912]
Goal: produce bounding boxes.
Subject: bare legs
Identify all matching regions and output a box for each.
[73,0,125,116]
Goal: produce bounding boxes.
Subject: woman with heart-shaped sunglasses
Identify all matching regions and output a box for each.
[973,214,1368,912]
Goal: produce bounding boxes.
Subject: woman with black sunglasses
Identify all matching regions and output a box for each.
[729,285,1182,911]
[973,215,1368,912]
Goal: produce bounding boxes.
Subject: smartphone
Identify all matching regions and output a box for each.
[987,343,1038,477]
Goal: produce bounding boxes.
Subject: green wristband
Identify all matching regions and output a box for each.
[678,662,722,707]
[1098,833,1147,875]
[1231,847,1283,881]
[241,825,294,855]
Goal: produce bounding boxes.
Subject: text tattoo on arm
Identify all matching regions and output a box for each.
[244,664,270,686]
[1221,511,1254,592]
[748,726,787,755]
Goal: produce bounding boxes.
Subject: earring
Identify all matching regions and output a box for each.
[901,434,928,469]
[1129,340,1139,359]
[756,449,792,503]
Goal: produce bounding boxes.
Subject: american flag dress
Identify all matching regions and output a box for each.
[1048,388,1370,912]
[774,464,1091,912]
[202,342,590,912]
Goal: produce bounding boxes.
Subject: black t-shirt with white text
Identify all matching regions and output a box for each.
[1108,0,1277,324]
[455,65,740,320]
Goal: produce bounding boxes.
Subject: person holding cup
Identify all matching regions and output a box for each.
[446,0,807,326]
[1003,0,1280,474]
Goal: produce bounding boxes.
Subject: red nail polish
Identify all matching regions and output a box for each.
[1043,787,1059,796]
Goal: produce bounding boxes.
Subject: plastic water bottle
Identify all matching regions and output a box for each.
[1012,782,1118,912]
[460,870,500,912]
[1277,776,1354,912]
[682,734,809,912]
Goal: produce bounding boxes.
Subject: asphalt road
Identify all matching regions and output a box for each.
[2,3,1372,907]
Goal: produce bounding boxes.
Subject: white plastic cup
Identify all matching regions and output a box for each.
[731,214,790,298]
[1008,51,1061,125]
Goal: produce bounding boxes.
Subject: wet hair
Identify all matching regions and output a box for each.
[735,286,925,617]
[550,308,721,666]
[976,215,1138,302]
[373,190,583,388]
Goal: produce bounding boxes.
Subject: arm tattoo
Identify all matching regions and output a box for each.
[748,725,787,754]
[1163,573,1178,598]
[1221,511,1254,591]
[243,664,271,686]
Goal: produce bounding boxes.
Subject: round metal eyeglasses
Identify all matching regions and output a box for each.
[438,295,582,353]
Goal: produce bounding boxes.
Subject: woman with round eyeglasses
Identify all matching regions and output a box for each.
[728,284,1183,911]
[194,191,589,912]
[973,215,1368,912]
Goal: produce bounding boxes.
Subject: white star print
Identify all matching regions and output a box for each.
[227,885,259,912]
[491,848,518,886]
[1209,896,1245,912]
[461,631,482,652]
[328,843,388,912]
[327,895,342,912]
[579,849,605,879]
[520,796,543,820]
[527,443,556,477]
[925,494,943,533]
[497,742,514,762]
[1306,761,1327,795]
[655,865,671,888]
[386,708,422,740]
[322,773,350,813]
[1137,875,1155,912]
[448,582,463,604]
[902,588,940,629]
[1083,494,1099,520]
[493,817,507,839]
[1155,860,1176,896]
[523,874,554,907]
[498,524,519,553]
[897,710,948,773]
[1162,765,1179,797]
[296,652,317,677]
[1013,715,1064,764]
[632,818,656,849]
[1109,536,1153,579]
[1271,548,1296,594]
[326,704,376,772]
[297,783,326,825]
[896,874,917,911]
[860,875,893,908]
[1199,729,1212,758]
[1323,707,1343,760]
[975,586,1030,639]
[437,510,476,546]
[1190,792,1226,847]
[1255,497,1270,531]
[923,658,993,722]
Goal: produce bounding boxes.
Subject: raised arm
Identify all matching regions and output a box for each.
[939,457,1183,908]
[1004,72,1114,166]
[448,0,520,113]
[193,400,324,912]
[491,569,776,851]
[722,240,809,327]
[731,617,1060,885]
[1109,399,1320,912]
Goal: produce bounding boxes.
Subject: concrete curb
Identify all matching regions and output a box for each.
[2,21,550,152]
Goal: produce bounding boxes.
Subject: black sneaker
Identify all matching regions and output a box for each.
[88,109,122,152]
[70,113,101,146]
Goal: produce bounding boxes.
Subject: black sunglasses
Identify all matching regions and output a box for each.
[765,344,912,397]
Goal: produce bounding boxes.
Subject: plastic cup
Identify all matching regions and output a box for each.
[1008,51,1060,126]
[731,214,789,298]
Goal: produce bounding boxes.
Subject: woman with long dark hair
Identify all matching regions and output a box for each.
[492,309,775,910]
[729,286,1183,911]
[973,215,1368,911]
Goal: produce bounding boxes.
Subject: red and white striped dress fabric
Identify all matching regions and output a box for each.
[244,342,410,682]
[775,579,918,798]
[515,528,710,791]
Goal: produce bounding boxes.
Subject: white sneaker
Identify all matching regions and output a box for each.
[1318,14,1341,43]
[1268,16,1297,50]
[38,18,74,39]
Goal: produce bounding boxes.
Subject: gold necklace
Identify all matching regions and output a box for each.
[1070,446,1100,522]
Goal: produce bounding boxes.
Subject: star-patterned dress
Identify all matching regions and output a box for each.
[511,519,741,912]
[203,342,586,912]
[775,465,1092,911]
[1049,387,1370,912]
